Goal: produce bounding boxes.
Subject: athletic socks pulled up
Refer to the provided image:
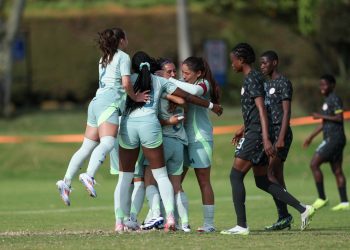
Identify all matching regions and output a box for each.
[254,175,306,213]
[86,136,115,178]
[151,167,175,217]
[64,137,98,186]
[230,168,247,228]
[114,171,134,224]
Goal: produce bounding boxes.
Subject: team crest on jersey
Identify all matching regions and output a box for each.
[269,88,275,95]
[241,87,245,95]
[322,103,328,111]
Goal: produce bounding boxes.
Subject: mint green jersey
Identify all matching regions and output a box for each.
[127,74,177,118]
[185,79,213,143]
[158,97,188,145]
[96,49,131,106]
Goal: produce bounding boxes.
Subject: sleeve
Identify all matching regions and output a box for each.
[333,95,344,114]
[281,79,293,101]
[161,77,177,95]
[247,75,264,98]
[169,78,204,96]
[119,53,131,76]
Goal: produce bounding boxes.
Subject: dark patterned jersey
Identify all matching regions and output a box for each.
[321,91,345,139]
[241,69,265,139]
[264,75,293,125]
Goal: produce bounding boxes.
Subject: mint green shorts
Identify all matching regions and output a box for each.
[110,142,145,178]
[163,136,185,175]
[184,141,213,168]
[119,114,163,149]
[87,91,121,127]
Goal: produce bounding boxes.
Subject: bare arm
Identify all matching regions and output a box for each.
[275,100,291,150]
[232,125,245,145]
[255,97,274,157]
[121,75,149,102]
[172,88,223,116]
[313,112,343,123]
[165,94,185,106]
[159,114,182,126]
[303,123,323,148]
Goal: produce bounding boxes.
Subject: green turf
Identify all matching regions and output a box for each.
[0,110,350,249]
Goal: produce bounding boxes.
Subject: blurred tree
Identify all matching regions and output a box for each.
[0,0,25,116]
[203,0,350,80]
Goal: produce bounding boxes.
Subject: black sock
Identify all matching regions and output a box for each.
[338,185,348,202]
[255,175,306,213]
[230,168,247,228]
[316,182,326,200]
[273,197,290,220]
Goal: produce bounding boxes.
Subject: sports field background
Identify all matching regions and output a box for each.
[1,108,350,249]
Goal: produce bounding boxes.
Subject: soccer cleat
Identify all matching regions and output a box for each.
[124,218,140,231]
[312,198,329,210]
[220,225,249,235]
[56,180,71,206]
[196,225,216,233]
[164,214,176,232]
[300,205,315,231]
[265,214,294,231]
[115,223,125,234]
[181,224,191,233]
[331,202,350,211]
[79,173,97,197]
[140,216,164,230]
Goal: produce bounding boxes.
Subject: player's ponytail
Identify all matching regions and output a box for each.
[124,51,157,114]
[98,28,125,68]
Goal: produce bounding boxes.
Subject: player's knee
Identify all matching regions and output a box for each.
[100,136,115,152]
[79,137,99,155]
[254,175,270,191]
[230,168,244,185]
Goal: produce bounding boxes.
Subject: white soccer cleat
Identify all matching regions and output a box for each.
[196,224,216,233]
[124,218,140,231]
[220,225,249,235]
[301,205,315,231]
[181,224,191,233]
[56,180,71,206]
[140,216,164,230]
[79,173,97,197]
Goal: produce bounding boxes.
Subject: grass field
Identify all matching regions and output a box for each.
[1,109,350,249]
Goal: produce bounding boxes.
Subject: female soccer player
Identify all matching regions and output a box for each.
[260,50,294,230]
[142,58,190,232]
[164,56,221,233]
[303,74,349,211]
[56,28,149,206]
[220,43,315,235]
[114,51,222,233]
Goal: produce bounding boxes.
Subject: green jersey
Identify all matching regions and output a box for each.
[97,49,130,106]
[158,96,188,145]
[185,79,213,143]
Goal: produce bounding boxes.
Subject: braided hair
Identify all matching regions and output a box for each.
[231,43,256,64]
[98,28,125,68]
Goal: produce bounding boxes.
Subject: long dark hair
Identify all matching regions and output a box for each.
[124,51,158,114]
[98,28,125,68]
[182,56,221,104]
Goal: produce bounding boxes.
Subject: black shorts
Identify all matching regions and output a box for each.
[316,137,346,163]
[234,137,268,166]
[270,125,293,162]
